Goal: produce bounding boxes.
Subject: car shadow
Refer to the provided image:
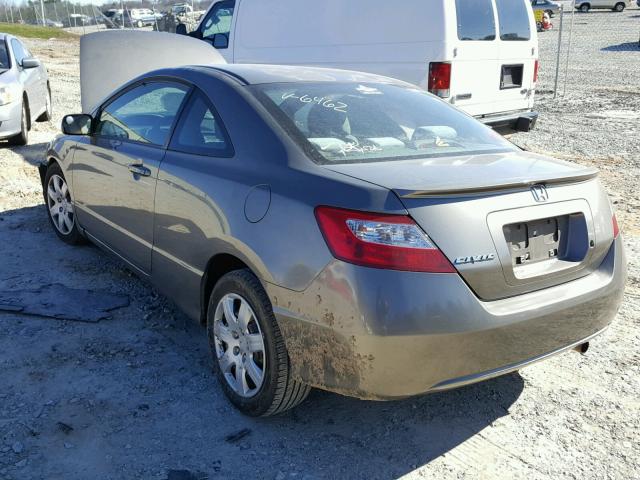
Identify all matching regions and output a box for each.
[1,202,526,479]
[262,373,525,478]
[601,42,640,51]
[2,141,50,166]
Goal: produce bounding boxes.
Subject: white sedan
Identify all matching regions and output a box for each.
[0,33,51,145]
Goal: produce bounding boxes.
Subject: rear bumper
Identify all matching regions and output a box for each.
[267,236,626,400]
[477,110,539,135]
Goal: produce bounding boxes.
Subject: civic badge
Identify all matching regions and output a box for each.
[531,184,548,202]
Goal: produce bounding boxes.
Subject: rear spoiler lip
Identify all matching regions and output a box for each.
[396,170,599,199]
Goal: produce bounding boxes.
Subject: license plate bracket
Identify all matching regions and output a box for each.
[504,216,568,267]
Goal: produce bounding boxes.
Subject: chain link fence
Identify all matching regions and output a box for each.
[536,0,640,99]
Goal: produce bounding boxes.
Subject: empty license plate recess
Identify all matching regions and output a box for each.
[500,64,523,89]
[503,213,589,276]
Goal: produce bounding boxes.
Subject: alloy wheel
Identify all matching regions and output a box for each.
[213,293,266,398]
[47,174,75,235]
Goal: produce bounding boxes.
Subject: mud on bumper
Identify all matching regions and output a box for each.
[267,236,626,400]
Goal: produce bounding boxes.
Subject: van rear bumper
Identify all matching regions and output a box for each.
[476,110,539,135]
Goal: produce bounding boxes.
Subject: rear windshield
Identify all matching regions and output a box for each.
[495,0,531,40]
[455,0,496,41]
[252,82,516,165]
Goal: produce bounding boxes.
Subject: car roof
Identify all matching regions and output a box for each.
[195,64,411,87]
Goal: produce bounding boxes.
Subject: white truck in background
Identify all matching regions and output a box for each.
[178,0,540,134]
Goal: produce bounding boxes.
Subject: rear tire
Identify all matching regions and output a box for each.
[579,3,590,12]
[207,269,311,416]
[8,101,29,146]
[613,2,625,11]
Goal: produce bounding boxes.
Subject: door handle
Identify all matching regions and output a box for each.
[128,164,151,177]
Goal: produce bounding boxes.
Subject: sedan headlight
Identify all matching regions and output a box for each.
[0,85,18,106]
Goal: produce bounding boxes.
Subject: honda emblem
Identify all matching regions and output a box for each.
[531,184,549,202]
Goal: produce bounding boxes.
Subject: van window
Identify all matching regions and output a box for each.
[455,0,496,41]
[495,0,531,41]
[201,0,235,41]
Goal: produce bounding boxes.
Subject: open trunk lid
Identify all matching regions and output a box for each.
[80,30,226,113]
[325,152,615,300]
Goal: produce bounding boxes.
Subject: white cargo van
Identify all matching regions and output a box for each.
[180,0,539,133]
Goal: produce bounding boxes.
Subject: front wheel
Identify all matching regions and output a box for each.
[613,2,625,11]
[8,101,28,146]
[44,162,83,244]
[36,86,52,122]
[579,3,590,12]
[207,270,311,416]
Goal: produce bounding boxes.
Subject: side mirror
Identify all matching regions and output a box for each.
[212,33,228,49]
[175,23,187,35]
[62,114,92,135]
[21,57,40,69]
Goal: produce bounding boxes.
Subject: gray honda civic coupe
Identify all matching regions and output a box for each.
[40,64,626,416]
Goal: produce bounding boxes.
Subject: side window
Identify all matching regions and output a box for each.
[169,91,233,157]
[95,82,189,146]
[201,0,235,44]
[455,0,497,41]
[495,0,532,41]
[11,39,26,65]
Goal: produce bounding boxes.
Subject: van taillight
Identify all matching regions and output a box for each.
[533,60,539,84]
[428,62,451,98]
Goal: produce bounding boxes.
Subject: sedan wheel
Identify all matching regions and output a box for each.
[580,4,590,12]
[613,2,625,11]
[48,174,75,235]
[37,87,52,122]
[213,293,267,397]
[8,102,28,146]
[207,270,311,416]
[43,162,83,244]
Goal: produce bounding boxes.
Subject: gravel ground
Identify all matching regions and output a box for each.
[0,10,639,480]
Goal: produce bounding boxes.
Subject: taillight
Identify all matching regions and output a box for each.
[613,214,620,239]
[314,206,455,273]
[428,62,451,98]
[533,60,539,84]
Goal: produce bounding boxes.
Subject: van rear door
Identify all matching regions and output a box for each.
[450,0,536,118]
[492,0,537,114]
[449,0,500,117]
